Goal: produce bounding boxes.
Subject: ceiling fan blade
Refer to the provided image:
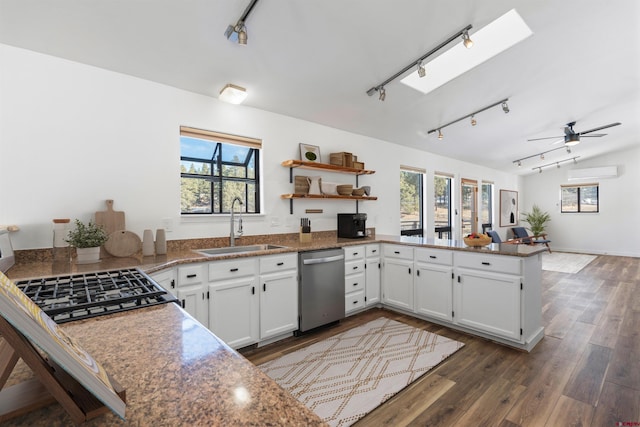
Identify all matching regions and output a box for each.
[549,138,565,145]
[580,122,621,135]
[580,133,606,138]
[527,135,563,142]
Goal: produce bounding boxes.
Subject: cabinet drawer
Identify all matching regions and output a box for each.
[383,244,414,260]
[344,271,365,293]
[345,290,365,313]
[415,248,453,266]
[366,244,381,258]
[343,246,365,261]
[259,253,297,274]
[455,252,521,275]
[178,264,205,286]
[345,259,365,276]
[209,258,257,281]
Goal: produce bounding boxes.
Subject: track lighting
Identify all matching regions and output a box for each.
[512,145,569,166]
[378,86,386,101]
[532,157,580,173]
[566,147,572,154]
[462,30,474,49]
[540,154,544,160]
[366,24,472,98]
[517,160,522,167]
[437,129,443,140]
[502,101,510,113]
[224,0,260,45]
[428,98,508,137]
[417,60,426,78]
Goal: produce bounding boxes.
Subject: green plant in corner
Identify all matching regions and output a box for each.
[521,204,551,236]
[65,219,109,248]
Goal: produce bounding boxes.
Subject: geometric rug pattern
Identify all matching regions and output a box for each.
[258,317,464,427]
[542,251,597,274]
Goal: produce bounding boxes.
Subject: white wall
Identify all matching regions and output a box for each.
[1,44,518,250]
[522,146,640,257]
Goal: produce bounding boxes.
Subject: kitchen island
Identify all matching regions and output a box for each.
[2,301,325,426]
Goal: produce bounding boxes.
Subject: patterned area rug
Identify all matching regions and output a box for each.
[542,252,597,274]
[258,317,464,427]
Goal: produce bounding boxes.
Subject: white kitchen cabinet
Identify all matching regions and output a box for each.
[259,253,298,340]
[176,264,208,326]
[382,245,414,311]
[414,248,453,322]
[454,252,522,341]
[344,245,366,315]
[365,244,381,307]
[150,268,176,297]
[208,258,259,349]
[208,278,259,349]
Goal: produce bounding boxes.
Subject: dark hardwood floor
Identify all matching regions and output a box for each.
[241,255,640,426]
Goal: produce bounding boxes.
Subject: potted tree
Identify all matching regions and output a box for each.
[65,219,109,264]
[521,204,551,236]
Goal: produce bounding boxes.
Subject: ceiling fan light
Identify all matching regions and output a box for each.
[564,134,580,146]
[219,83,248,104]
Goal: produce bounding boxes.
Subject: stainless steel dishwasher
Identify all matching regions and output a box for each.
[298,248,345,333]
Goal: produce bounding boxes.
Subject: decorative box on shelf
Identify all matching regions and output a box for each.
[329,152,353,168]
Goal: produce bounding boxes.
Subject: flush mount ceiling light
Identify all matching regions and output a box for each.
[219,84,248,104]
[402,9,532,96]
[427,98,509,138]
[224,0,260,45]
[366,24,473,99]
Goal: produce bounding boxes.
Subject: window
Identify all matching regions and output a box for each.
[434,174,452,239]
[400,167,424,236]
[180,126,261,214]
[561,183,599,213]
[461,178,478,236]
[481,182,494,231]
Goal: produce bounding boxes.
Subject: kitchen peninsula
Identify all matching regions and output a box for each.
[3,233,545,425]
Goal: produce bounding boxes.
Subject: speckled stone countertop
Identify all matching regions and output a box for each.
[2,303,326,426]
[7,232,545,281]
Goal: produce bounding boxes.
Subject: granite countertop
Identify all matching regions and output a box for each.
[2,303,326,426]
[7,233,545,281]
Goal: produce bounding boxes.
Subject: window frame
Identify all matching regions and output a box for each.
[400,166,425,237]
[180,126,261,215]
[434,173,453,239]
[560,183,599,213]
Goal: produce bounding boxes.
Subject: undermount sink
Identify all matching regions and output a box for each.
[194,244,289,257]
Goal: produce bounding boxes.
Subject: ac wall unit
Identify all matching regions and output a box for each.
[567,166,618,181]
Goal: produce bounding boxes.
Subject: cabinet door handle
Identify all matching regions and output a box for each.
[408,267,412,274]
[430,255,437,259]
[394,251,401,254]
[263,283,266,292]
[230,268,239,272]
[187,274,197,278]
[481,262,491,266]
[353,252,359,256]
[353,282,358,287]
[277,262,284,266]
[371,249,377,253]
[353,266,358,270]
[252,286,255,295]
[181,299,185,308]
[170,279,175,289]
[353,300,358,305]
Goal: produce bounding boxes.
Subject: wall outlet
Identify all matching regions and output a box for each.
[270,217,281,227]
[162,218,173,232]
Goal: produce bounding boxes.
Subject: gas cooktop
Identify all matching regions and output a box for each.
[15,267,178,324]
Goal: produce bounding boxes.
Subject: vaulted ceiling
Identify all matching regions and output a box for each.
[1,0,638,175]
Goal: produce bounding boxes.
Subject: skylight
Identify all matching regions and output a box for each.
[401,9,533,95]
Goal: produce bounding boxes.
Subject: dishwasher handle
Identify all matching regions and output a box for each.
[302,254,345,265]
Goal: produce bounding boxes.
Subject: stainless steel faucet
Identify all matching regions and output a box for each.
[230,197,244,246]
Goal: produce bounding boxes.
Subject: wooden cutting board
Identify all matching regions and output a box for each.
[95,200,125,235]
[104,230,141,257]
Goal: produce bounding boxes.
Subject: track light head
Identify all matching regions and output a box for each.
[539,168,542,173]
[566,147,571,154]
[517,160,522,167]
[540,153,544,160]
[470,115,477,126]
[237,24,247,45]
[437,129,443,140]
[502,101,510,114]
[417,60,426,78]
[378,86,386,101]
[462,30,473,48]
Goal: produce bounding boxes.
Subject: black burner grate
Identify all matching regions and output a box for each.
[15,268,178,324]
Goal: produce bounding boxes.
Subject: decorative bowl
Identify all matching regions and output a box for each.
[463,234,492,247]
[336,184,353,195]
[352,188,365,196]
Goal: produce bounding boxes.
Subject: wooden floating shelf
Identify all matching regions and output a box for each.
[281,193,378,201]
[281,160,375,175]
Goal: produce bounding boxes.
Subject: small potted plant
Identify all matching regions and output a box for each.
[65,219,109,264]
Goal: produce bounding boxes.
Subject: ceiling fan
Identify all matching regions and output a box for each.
[527,121,621,146]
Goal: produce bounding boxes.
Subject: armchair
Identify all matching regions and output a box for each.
[511,226,551,252]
